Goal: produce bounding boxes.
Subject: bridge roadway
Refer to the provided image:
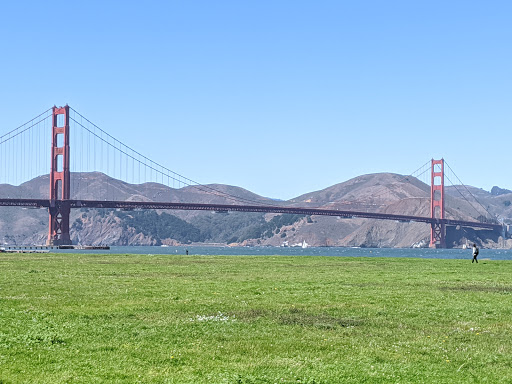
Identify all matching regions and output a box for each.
[0,198,502,231]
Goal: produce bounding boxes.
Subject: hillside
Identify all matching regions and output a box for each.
[0,172,510,248]
[446,185,512,223]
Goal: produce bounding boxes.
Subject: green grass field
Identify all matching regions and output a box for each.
[0,253,511,383]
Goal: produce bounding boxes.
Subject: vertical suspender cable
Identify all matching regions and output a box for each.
[93,119,96,178]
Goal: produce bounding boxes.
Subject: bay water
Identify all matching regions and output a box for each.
[52,245,512,260]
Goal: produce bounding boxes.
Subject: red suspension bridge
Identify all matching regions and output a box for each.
[0,105,505,248]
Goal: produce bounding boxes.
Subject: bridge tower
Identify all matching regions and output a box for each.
[430,158,446,248]
[47,105,72,245]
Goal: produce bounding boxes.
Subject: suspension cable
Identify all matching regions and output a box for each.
[0,115,51,146]
[0,108,52,140]
[444,161,495,221]
[69,114,286,208]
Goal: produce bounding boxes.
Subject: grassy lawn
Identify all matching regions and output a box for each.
[0,253,511,383]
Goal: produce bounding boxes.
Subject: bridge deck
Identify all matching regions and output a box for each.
[0,198,502,231]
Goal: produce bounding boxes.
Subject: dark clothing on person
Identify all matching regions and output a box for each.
[472,245,479,263]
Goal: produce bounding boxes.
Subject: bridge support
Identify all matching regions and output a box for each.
[430,159,446,248]
[47,105,71,245]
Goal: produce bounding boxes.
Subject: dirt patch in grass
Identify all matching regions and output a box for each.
[232,309,268,321]
[233,307,363,330]
[278,308,363,329]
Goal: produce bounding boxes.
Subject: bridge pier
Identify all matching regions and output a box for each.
[430,222,446,248]
[48,201,71,246]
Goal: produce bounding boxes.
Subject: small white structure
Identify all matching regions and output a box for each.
[291,240,309,248]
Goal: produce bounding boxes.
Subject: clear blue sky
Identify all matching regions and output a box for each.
[1,1,510,200]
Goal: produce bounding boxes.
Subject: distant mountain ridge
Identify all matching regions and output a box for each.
[491,186,512,196]
[1,172,511,248]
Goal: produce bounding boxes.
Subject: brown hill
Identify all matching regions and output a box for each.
[0,172,510,248]
[255,173,509,248]
[0,172,275,245]
[446,185,512,222]
[291,173,430,209]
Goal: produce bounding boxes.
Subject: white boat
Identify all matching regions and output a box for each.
[292,240,309,248]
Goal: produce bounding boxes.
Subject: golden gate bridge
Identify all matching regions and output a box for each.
[0,105,505,248]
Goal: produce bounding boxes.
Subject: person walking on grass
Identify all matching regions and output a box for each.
[472,243,479,263]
